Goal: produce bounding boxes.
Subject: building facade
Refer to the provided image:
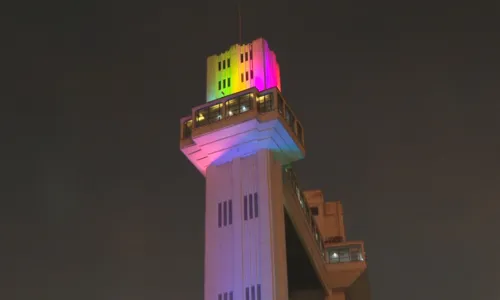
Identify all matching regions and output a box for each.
[206,38,281,102]
[180,38,370,300]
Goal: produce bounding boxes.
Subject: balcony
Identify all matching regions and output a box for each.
[180,87,304,143]
[325,241,367,289]
[179,87,305,175]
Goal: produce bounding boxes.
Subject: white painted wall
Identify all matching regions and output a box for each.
[205,149,288,300]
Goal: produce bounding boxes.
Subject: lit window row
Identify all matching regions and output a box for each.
[218,58,230,71]
[195,94,254,127]
[218,78,231,90]
[310,206,319,216]
[181,89,304,147]
[327,245,364,264]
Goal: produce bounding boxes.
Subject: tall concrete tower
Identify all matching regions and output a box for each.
[180,38,370,300]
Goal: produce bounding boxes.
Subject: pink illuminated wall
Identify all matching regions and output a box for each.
[206,38,281,102]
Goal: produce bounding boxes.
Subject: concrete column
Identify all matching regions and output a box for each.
[204,149,288,300]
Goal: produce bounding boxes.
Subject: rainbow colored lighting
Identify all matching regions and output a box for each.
[206,38,281,102]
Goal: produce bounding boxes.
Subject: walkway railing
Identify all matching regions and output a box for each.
[283,166,365,265]
[283,166,326,261]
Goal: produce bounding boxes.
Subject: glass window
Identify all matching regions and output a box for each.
[196,107,208,127]
[223,60,226,69]
[239,94,252,113]
[304,199,311,221]
[310,206,319,216]
[196,103,223,127]
[328,248,343,263]
[227,58,230,68]
[227,77,231,87]
[207,103,223,124]
[338,249,351,263]
[296,122,303,144]
[240,53,244,62]
[285,105,295,130]
[295,186,304,208]
[241,73,244,82]
[250,70,253,79]
[256,93,273,113]
[350,248,362,261]
[226,98,239,117]
[249,50,253,60]
[218,81,221,90]
[319,238,325,256]
[245,52,248,61]
[218,61,221,71]
[182,119,192,139]
[277,94,284,115]
[327,245,363,263]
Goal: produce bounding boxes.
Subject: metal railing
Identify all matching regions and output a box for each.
[283,166,326,261]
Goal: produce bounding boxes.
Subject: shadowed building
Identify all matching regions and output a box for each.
[180,38,371,300]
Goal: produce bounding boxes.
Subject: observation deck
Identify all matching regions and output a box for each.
[180,87,305,176]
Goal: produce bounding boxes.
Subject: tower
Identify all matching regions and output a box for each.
[180,38,370,300]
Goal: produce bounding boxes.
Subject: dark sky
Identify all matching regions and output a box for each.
[2,0,499,299]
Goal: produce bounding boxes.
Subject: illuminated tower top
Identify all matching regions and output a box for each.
[206,38,281,102]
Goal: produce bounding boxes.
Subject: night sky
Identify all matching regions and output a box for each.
[3,0,500,299]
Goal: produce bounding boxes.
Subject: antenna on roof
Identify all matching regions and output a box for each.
[238,2,242,44]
